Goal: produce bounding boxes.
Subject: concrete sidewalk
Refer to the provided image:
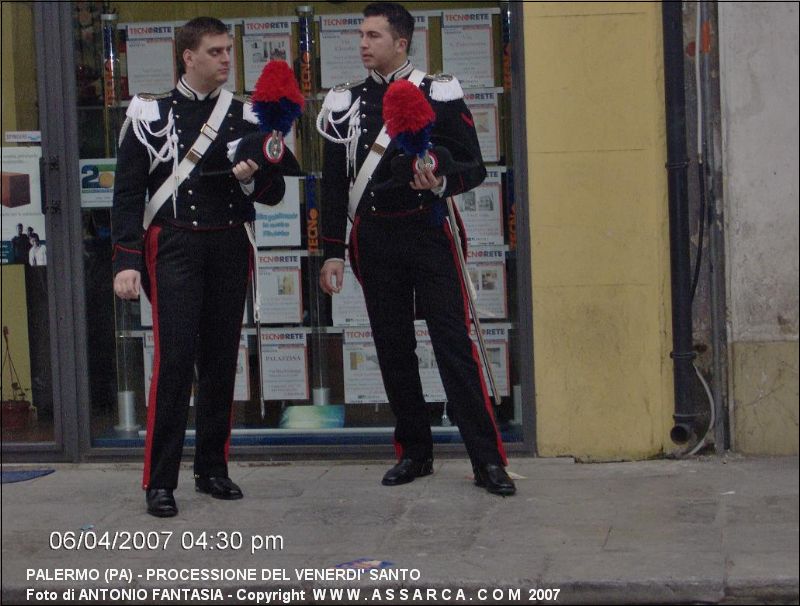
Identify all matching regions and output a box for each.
[1,455,798,605]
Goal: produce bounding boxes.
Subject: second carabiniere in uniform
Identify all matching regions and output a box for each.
[318,2,515,496]
[112,17,288,518]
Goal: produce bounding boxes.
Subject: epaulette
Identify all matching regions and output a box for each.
[236,94,259,124]
[138,91,171,100]
[427,73,463,102]
[125,92,169,122]
[322,78,366,113]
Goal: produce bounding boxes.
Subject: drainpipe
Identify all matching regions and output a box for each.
[662,2,703,444]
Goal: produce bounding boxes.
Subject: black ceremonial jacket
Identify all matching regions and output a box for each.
[111,80,284,275]
[320,63,486,262]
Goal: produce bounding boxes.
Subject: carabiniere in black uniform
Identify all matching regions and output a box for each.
[319,61,509,475]
[112,77,284,492]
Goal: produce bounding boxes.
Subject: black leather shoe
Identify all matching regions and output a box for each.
[194,476,243,500]
[146,488,178,517]
[474,463,516,496]
[381,458,434,486]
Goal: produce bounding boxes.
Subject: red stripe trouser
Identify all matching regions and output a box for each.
[142,222,249,490]
[349,204,507,467]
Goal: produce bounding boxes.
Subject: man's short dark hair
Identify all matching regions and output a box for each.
[363,2,415,54]
[176,16,228,74]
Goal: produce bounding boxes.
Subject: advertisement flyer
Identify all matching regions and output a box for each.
[466,247,508,320]
[257,252,303,324]
[463,89,501,163]
[254,178,301,248]
[454,168,504,247]
[124,23,176,96]
[259,329,309,401]
[242,18,293,92]
[331,259,370,327]
[343,324,448,404]
[471,324,510,397]
[221,20,240,93]
[441,10,496,88]
[407,13,430,75]
[342,328,389,404]
[319,14,366,89]
[1,146,45,265]
[79,159,117,208]
[143,333,249,404]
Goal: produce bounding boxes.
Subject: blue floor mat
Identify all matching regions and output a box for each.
[1,469,55,484]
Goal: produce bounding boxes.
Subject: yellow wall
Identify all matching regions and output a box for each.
[2,4,37,406]
[0,266,33,403]
[523,2,674,460]
[1,2,38,138]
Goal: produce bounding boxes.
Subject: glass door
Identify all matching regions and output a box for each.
[2,2,88,460]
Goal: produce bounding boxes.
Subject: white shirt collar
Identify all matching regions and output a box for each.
[370,60,414,84]
[177,76,221,100]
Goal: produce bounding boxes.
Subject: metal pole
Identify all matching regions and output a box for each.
[295,5,329,406]
[103,6,139,433]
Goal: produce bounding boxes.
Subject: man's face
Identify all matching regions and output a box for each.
[183,32,232,90]
[359,16,406,75]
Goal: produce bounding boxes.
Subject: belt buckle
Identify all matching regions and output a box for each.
[185,148,202,164]
[200,122,218,140]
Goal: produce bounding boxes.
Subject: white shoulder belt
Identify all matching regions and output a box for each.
[347,69,426,219]
[143,89,233,229]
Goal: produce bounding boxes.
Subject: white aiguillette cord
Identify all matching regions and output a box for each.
[143,89,233,229]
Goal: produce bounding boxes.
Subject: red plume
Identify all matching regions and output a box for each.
[383,79,435,138]
[252,60,305,109]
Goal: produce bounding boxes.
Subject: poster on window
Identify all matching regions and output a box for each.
[342,328,389,403]
[79,158,116,208]
[454,168,503,246]
[1,146,45,265]
[471,324,510,397]
[257,252,303,323]
[413,324,447,402]
[259,329,309,400]
[222,20,241,93]
[408,13,430,74]
[254,177,301,247]
[441,10,495,88]
[342,324,447,403]
[125,23,176,95]
[466,247,508,319]
[242,18,293,92]
[463,89,500,162]
[143,333,249,404]
[233,334,250,401]
[331,258,370,326]
[319,14,367,89]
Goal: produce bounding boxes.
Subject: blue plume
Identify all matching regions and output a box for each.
[253,98,303,136]
[394,123,433,157]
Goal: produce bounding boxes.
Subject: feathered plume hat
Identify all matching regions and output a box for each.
[375,79,478,191]
[225,60,303,176]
